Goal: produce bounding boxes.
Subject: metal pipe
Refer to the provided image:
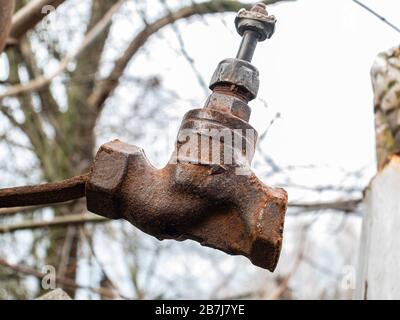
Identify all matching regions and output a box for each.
[236,30,259,62]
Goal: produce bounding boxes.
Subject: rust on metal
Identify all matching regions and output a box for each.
[86,3,287,271]
[86,134,287,271]
[0,174,87,208]
[0,3,288,271]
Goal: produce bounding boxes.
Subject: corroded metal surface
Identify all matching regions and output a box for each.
[86,2,288,271]
[0,3,288,271]
[235,3,276,42]
[209,58,260,100]
[0,175,87,208]
[86,98,287,271]
[86,135,287,271]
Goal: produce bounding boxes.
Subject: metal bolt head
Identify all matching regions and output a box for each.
[235,3,277,41]
[86,140,145,219]
[209,58,260,100]
[204,92,251,121]
[252,3,268,14]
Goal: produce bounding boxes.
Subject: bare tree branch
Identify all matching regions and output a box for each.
[289,199,362,214]
[266,221,310,299]
[0,213,107,234]
[0,104,23,131]
[0,201,74,217]
[159,0,209,96]
[0,205,44,217]
[88,0,294,111]
[0,257,126,299]
[0,0,125,101]
[0,0,14,52]
[79,227,128,300]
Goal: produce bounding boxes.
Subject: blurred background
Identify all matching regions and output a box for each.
[0,0,399,299]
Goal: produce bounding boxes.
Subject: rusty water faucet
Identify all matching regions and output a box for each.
[0,3,288,271]
[86,3,287,271]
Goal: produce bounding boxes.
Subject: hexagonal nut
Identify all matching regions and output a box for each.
[86,139,143,219]
[209,58,259,100]
[205,92,251,121]
[235,9,276,41]
[249,187,288,271]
